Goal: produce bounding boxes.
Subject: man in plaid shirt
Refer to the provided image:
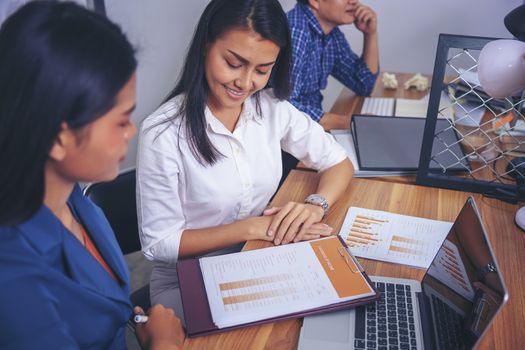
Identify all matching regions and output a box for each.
[287,0,379,130]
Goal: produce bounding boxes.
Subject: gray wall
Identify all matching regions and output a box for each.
[102,0,522,169]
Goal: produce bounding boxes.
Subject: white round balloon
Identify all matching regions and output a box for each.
[478,39,525,99]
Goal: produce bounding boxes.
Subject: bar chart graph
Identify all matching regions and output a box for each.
[339,207,453,268]
[345,214,385,248]
[219,274,297,306]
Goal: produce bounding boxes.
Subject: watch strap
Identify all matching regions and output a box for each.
[304,194,329,217]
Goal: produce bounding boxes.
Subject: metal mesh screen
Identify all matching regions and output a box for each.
[417,34,525,201]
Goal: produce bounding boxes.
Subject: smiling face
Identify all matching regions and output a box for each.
[311,0,359,32]
[48,73,137,184]
[204,28,280,122]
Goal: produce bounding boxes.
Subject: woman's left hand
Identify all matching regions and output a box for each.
[264,202,328,245]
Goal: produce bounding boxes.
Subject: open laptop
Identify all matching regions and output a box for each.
[351,115,469,173]
[298,197,508,350]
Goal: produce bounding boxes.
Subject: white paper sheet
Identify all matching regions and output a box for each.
[395,92,454,119]
[199,237,374,328]
[338,207,452,268]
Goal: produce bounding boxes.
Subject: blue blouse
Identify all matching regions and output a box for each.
[0,185,132,349]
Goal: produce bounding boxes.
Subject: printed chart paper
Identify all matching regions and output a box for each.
[338,207,453,268]
[199,236,374,328]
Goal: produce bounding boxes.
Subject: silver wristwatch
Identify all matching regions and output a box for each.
[304,194,329,217]
[478,262,497,280]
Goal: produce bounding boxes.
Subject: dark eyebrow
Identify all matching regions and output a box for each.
[227,50,276,67]
[124,104,136,115]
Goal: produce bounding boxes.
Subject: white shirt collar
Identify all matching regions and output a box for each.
[205,94,263,134]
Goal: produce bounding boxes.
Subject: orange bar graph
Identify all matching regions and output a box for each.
[389,244,422,255]
[444,251,459,264]
[222,288,295,305]
[349,233,379,242]
[443,266,469,290]
[350,228,378,236]
[443,265,465,282]
[351,223,371,229]
[391,235,422,245]
[443,260,461,275]
[346,237,372,245]
[442,244,454,255]
[219,274,288,291]
[355,219,378,225]
[356,215,388,223]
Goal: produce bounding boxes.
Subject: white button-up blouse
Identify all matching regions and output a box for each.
[136,90,347,266]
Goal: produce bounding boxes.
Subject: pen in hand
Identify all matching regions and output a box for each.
[134,314,149,324]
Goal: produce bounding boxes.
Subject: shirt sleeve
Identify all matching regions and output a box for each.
[136,117,186,266]
[331,30,378,96]
[277,99,348,171]
[288,25,325,122]
[289,99,325,123]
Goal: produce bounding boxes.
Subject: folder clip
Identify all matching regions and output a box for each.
[338,247,362,274]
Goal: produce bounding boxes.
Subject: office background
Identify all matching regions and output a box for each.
[3,0,520,168]
[92,0,519,170]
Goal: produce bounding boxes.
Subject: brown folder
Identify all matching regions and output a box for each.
[176,236,380,337]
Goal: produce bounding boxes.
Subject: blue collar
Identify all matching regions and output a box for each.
[16,185,131,300]
[298,3,327,37]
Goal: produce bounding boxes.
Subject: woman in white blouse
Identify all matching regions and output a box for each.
[137,0,353,320]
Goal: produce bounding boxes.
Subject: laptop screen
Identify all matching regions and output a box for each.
[351,115,468,172]
[419,197,508,349]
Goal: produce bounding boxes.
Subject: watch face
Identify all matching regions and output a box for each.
[305,194,329,215]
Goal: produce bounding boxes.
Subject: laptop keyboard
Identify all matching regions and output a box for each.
[361,97,395,116]
[354,281,418,350]
[431,294,466,349]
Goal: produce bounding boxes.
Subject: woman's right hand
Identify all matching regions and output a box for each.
[135,304,185,350]
[246,215,333,243]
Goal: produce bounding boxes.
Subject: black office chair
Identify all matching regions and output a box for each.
[83,168,151,311]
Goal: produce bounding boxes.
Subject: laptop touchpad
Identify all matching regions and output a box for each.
[302,310,352,342]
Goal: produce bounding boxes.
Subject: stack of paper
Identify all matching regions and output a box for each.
[199,236,375,329]
[338,207,452,268]
[395,92,454,119]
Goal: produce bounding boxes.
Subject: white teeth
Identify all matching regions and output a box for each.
[226,86,244,97]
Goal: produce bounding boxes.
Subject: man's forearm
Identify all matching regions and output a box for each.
[362,32,379,74]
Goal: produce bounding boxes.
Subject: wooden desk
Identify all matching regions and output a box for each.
[181,169,525,350]
[330,72,431,120]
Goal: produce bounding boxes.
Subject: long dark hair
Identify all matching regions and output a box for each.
[163,0,292,166]
[0,1,136,226]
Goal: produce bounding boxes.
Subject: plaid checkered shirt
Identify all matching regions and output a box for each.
[287,4,378,122]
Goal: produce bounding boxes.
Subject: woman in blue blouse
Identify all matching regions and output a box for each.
[0,2,183,349]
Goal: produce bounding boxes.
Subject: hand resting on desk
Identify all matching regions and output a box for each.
[264,202,332,245]
[244,213,332,245]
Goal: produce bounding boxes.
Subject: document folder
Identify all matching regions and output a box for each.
[177,236,379,337]
[351,115,468,172]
